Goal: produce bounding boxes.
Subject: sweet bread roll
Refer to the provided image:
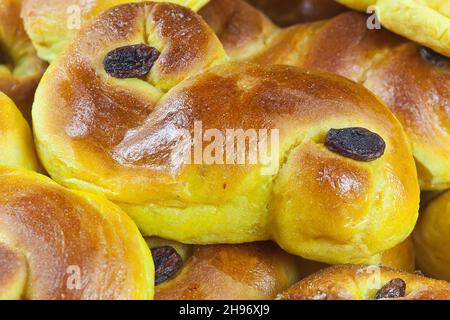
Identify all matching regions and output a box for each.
[21,0,209,63]
[33,2,419,265]
[414,190,450,282]
[337,0,450,58]
[146,238,301,300]
[0,166,154,300]
[278,265,450,300]
[296,237,416,280]
[247,0,347,26]
[200,0,450,191]
[0,92,39,171]
[0,0,46,122]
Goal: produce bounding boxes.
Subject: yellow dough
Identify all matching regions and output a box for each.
[414,191,450,282]
[337,0,450,57]
[0,92,39,171]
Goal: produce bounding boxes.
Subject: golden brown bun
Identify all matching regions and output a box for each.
[247,0,347,26]
[278,264,450,300]
[414,190,450,282]
[295,237,415,280]
[33,2,419,265]
[0,0,46,122]
[145,237,413,299]
[0,166,154,300]
[21,0,209,63]
[200,0,450,191]
[0,92,39,171]
[20,0,344,60]
[146,240,301,300]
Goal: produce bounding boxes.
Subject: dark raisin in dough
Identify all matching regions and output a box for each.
[325,127,386,162]
[104,44,160,78]
[151,246,183,285]
[375,278,407,299]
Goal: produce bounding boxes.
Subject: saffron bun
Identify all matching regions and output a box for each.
[0,166,154,300]
[337,0,450,58]
[21,0,209,63]
[414,190,450,282]
[246,0,347,26]
[200,0,450,191]
[277,264,450,300]
[296,237,416,280]
[0,0,46,122]
[146,238,301,300]
[0,92,39,171]
[146,237,414,300]
[33,2,419,265]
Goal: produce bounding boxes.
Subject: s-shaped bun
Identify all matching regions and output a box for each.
[32,2,419,265]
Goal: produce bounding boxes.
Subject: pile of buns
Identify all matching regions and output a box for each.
[0,0,448,300]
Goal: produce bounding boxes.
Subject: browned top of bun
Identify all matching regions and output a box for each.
[155,242,300,300]
[0,0,46,120]
[200,0,278,57]
[34,2,418,263]
[201,0,450,190]
[0,166,153,300]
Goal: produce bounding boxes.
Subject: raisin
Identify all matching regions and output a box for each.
[103,44,160,78]
[151,246,183,285]
[420,47,450,68]
[325,127,386,162]
[375,278,407,299]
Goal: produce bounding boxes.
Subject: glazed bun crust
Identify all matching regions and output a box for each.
[0,0,46,121]
[0,92,39,171]
[33,2,419,264]
[201,0,450,191]
[154,242,301,300]
[414,190,450,282]
[21,0,210,62]
[199,0,279,58]
[278,264,450,300]
[0,166,154,300]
